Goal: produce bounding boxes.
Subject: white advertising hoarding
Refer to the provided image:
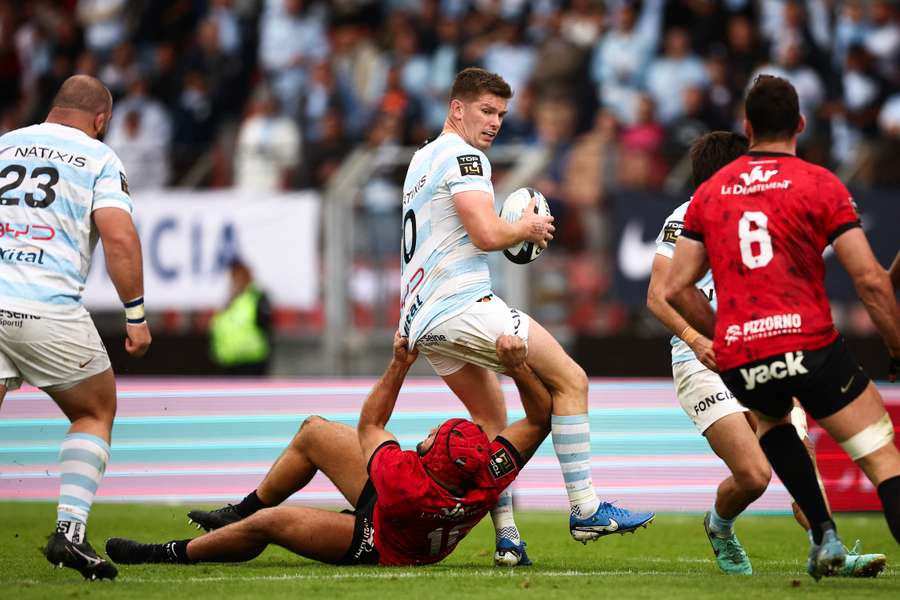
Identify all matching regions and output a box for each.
[82,190,320,310]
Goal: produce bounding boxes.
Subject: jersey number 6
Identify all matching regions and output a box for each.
[738,211,773,269]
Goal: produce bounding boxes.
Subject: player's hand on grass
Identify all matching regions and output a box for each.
[125,322,152,357]
[689,335,717,372]
[519,198,555,249]
[496,335,528,372]
[393,330,418,367]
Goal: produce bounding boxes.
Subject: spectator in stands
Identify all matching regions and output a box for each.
[258,0,328,115]
[300,105,350,189]
[424,16,460,133]
[331,18,388,137]
[186,17,244,117]
[234,86,300,191]
[77,0,128,57]
[866,0,899,80]
[645,27,709,124]
[725,14,768,97]
[618,94,666,189]
[482,20,536,114]
[590,1,656,124]
[209,258,273,377]
[98,42,139,99]
[106,109,171,191]
[108,76,173,153]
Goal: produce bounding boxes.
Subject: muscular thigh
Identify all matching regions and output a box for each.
[441,364,507,436]
[522,318,581,393]
[303,419,370,506]
[258,506,357,563]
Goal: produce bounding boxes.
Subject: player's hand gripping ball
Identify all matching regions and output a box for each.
[499,187,552,264]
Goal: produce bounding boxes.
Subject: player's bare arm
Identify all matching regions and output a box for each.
[665,236,716,339]
[889,250,900,293]
[494,335,552,461]
[647,254,717,371]
[357,331,418,461]
[453,191,554,251]
[93,207,151,357]
[832,229,900,361]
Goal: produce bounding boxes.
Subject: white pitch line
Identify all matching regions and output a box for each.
[1,560,825,586]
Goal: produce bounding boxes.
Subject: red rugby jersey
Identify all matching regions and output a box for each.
[682,152,860,371]
[368,437,521,566]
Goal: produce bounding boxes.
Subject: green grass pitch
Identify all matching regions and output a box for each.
[1,503,896,599]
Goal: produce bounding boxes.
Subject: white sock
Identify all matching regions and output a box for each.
[551,414,600,518]
[56,433,110,544]
[708,506,736,537]
[491,489,521,544]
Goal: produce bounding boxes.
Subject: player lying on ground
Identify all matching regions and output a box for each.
[108,333,646,568]
[647,131,885,577]
[398,67,653,564]
[665,75,900,580]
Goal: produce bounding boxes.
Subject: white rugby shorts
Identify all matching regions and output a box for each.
[0,309,111,392]
[673,359,748,434]
[417,295,530,376]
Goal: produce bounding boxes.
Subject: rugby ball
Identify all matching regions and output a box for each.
[499,187,551,264]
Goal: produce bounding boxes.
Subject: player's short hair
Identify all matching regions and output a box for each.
[689,131,750,187]
[450,68,512,103]
[745,75,800,142]
[51,75,112,114]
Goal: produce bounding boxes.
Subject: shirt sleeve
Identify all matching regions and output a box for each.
[486,436,524,491]
[368,442,423,508]
[822,175,861,244]
[446,149,493,196]
[681,191,705,242]
[92,152,133,215]
[655,214,683,259]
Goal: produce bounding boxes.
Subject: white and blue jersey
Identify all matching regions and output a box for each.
[654,200,716,366]
[399,133,494,346]
[0,122,132,318]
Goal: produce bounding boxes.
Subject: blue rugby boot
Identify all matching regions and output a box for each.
[836,540,886,578]
[494,538,532,567]
[807,527,846,581]
[703,512,752,575]
[570,502,655,543]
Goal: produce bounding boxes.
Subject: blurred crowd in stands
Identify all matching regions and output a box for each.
[1,0,897,336]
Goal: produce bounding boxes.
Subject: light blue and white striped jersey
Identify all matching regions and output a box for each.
[399,133,494,346]
[654,200,717,365]
[0,122,132,318]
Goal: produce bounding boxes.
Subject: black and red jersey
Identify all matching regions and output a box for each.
[683,152,860,371]
[368,437,521,566]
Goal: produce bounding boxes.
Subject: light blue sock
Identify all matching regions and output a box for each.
[708,506,737,537]
[56,433,110,544]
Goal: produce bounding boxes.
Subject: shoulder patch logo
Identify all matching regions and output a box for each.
[662,220,683,244]
[457,154,484,177]
[119,171,130,195]
[488,447,515,479]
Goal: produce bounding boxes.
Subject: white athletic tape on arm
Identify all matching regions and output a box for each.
[840,414,895,461]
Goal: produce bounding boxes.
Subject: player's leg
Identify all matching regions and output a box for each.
[814,382,900,542]
[189,416,369,531]
[441,363,529,566]
[43,368,119,580]
[525,319,654,540]
[790,404,888,577]
[673,363,764,574]
[108,507,357,565]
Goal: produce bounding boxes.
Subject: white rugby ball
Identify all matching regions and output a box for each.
[499,187,551,264]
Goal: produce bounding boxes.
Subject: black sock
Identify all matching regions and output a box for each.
[235,490,268,517]
[877,475,900,543]
[759,424,835,544]
[163,539,195,564]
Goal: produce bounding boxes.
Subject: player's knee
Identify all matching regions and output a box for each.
[735,463,771,498]
[566,365,589,398]
[295,415,327,445]
[246,507,281,538]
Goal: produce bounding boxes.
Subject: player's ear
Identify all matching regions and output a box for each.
[743,118,752,140]
[93,111,109,139]
[796,114,806,136]
[449,98,464,120]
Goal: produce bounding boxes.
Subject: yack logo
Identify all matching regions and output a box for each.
[739,351,808,390]
[739,166,778,186]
